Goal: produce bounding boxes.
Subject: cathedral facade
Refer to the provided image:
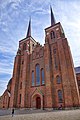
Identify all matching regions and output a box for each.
[1,7,80,109]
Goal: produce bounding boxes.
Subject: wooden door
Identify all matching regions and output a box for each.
[36,97,41,109]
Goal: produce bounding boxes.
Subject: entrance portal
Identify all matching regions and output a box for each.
[36,97,41,109]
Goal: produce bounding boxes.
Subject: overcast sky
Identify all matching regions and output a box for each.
[0,0,80,96]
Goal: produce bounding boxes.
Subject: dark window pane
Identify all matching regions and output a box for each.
[51,31,55,39]
[23,43,26,50]
[56,75,61,84]
[36,64,40,85]
[51,32,53,39]
[58,90,63,103]
[41,69,45,84]
[32,71,34,86]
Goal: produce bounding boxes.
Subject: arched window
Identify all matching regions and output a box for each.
[56,75,61,84]
[20,82,22,89]
[23,43,26,50]
[32,71,34,86]
[41,69,45,85]
[58,90,63,103]
[36,64,40,85]
[50,31,55,39]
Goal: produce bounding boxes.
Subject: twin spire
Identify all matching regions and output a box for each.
[26,6,56,38]
[50,6,56,26]
[26,18,31,38]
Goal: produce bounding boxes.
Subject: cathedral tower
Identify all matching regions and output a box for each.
[45,7,80,107]
[9,19,37,108]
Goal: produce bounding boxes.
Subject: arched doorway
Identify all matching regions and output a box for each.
[36,97,41,109]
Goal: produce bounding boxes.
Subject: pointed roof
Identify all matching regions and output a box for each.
[50,6,56,26]
[26,18,31,38]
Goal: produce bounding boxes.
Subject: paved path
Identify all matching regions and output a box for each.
[0,109,47,116]
[0,109,80,120]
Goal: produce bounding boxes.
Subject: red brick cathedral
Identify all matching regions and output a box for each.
[1,7,80,109]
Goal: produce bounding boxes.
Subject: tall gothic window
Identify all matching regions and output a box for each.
[58,90,63,103]
[56,75,61,84]
[41,69,45,85]
[23,43,26,50]
[36,64,40,85]
[50,31,55,39]
[32,71,34,86]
